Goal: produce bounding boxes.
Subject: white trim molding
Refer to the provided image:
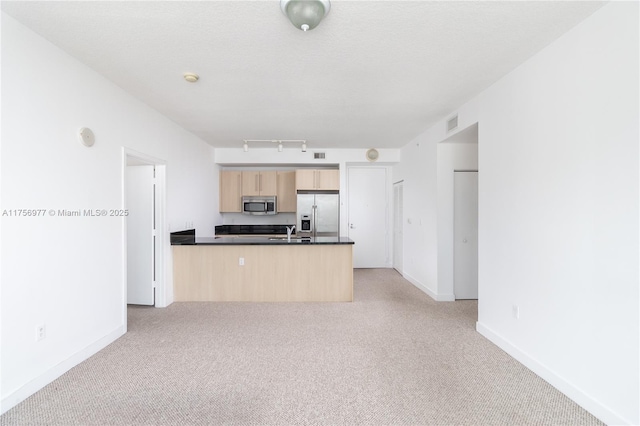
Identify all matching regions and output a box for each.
[403,272,455,302]
[476,321,630,425]
[1,326,125,415]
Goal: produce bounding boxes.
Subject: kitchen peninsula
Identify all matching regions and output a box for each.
[171,230,354,302]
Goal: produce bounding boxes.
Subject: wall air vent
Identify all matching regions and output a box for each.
[447,114,459,132]
[314,152,326,159]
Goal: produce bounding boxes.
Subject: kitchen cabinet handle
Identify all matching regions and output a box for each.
[259,174,262,192]
[255,175,259,192]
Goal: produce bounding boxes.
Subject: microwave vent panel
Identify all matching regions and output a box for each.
[447,115,459,132]
[314,152,326,159]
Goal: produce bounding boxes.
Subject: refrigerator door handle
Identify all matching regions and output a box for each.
[312,205,317,237]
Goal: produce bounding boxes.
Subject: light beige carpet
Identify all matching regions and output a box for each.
[1,269,601,425]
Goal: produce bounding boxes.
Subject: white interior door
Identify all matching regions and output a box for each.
[348,167,388,268]
[126,165,155,305]
[393,181,403,273]
[454,171,478,299]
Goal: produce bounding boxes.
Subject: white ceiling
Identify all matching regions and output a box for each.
[2,1,605,150]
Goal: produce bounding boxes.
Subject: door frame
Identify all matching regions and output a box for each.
[436,123,478,301]
[126,163,156,306]
[393,180,404,274]
[122,148,168,328]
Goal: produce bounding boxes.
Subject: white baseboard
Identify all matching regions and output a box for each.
[476,321,630,426]
[403,272,455,301]
[403,272,436,300]
[436,293,455,302]
[1,325,126,415]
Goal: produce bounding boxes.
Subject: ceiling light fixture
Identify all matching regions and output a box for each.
[280,0,330,32]
[183,72,199,83]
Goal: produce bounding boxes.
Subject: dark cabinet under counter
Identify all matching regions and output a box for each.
[170,229,195,244]
[215,224,295,236]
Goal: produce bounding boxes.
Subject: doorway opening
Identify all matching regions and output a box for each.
[123,149,167,327]
[436,123,478,302]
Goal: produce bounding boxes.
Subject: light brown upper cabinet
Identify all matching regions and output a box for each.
[296,169,340,191]
[276,171,297,212]
[242,171,277,196]
[219,170,242,212]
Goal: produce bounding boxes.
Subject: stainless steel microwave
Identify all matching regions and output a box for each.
[242,196,277,215]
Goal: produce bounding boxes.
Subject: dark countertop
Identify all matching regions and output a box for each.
[172,236,354,246]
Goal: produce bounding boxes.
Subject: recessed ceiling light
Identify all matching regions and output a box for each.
[183,73,199,83]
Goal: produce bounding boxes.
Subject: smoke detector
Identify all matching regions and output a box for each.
[183,73,199,83]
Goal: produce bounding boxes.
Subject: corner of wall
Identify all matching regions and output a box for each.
[403,272,454,301]
[476,321,631,425]
[1,325,125,415]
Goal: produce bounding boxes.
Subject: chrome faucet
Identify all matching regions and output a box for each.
[286,225,295,242]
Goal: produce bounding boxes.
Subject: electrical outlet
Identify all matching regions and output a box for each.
[36,324,46,341]
[238,257,245,266]
[512,305,520,319]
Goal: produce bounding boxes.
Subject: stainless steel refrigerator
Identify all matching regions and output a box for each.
[296,191,339,237]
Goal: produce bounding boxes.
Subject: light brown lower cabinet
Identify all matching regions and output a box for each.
[173,244,353,302]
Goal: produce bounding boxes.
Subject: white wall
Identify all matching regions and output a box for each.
[215,147,400,166]
[394,105,479,298]
[167,137,220,236]
[475,3,638,424]
[389,132,436,293]
[0,13,219,413]
[394,3,639,424]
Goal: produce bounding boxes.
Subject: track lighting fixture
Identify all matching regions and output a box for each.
[241,139,308,153]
